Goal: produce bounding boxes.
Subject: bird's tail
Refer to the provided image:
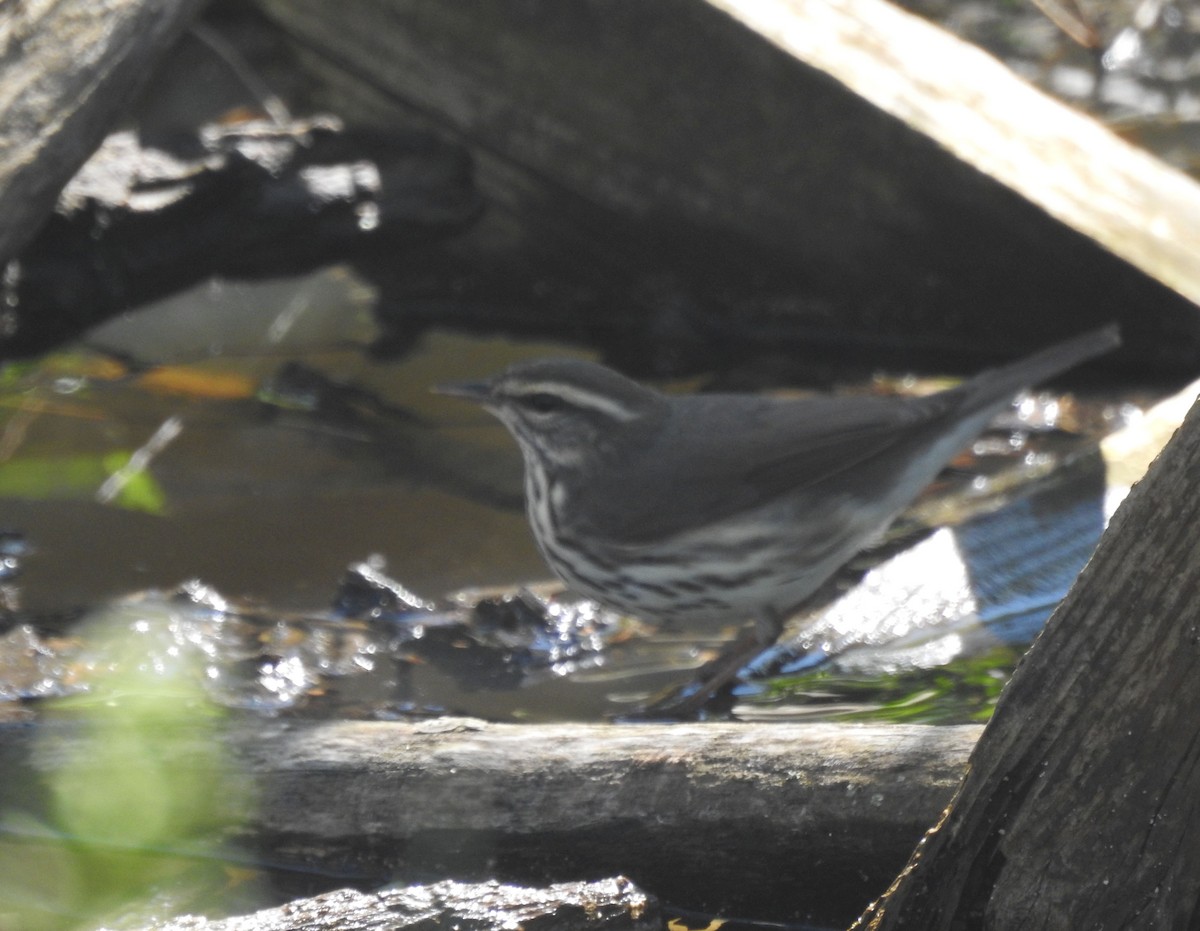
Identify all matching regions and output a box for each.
[959,323,1121,414]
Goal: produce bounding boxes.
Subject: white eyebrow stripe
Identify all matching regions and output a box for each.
[508,381,640,422]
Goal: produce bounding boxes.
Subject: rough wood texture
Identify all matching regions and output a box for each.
[0,0,209,265]
[125,877,656,931]
[855,402,1200,926]
[255,0,1198,374]
[11,719,980,922]
[245,719,977,921]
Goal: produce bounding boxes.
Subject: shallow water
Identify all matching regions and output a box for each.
[0,265,1135,725]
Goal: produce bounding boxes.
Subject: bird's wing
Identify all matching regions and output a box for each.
[579,390,960,544]
[576,325,1119,546]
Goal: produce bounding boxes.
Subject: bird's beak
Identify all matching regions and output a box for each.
[432,379,494,404]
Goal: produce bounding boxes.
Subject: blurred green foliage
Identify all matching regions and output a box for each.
[0,610,260,930]
[0,452,168,515]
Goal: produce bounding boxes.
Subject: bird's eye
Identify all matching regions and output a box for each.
[522,392,564,414]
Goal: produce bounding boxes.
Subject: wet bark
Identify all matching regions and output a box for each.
[855,397,1200,927]
[0,0,208,266]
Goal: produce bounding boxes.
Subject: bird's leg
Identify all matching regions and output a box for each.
[622,608,785,720]
[692,607,783,689]
[754,606,785,650]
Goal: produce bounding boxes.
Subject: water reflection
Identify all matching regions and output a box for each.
[0,285,1142,724]
[0,446,1111,726]
[733,450,1110,720]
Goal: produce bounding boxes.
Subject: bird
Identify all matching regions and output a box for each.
[437,325,1120,714]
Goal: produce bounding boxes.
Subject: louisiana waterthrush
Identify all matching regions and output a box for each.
[438,325,1119,711]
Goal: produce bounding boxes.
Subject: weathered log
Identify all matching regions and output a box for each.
[9,719,980,923]
[854,397,1200,924]
[0,0,208,266]
[119,877,656,931]
[254,0,1199,375]
[708,0,1200,312]
[2,118,479,359]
